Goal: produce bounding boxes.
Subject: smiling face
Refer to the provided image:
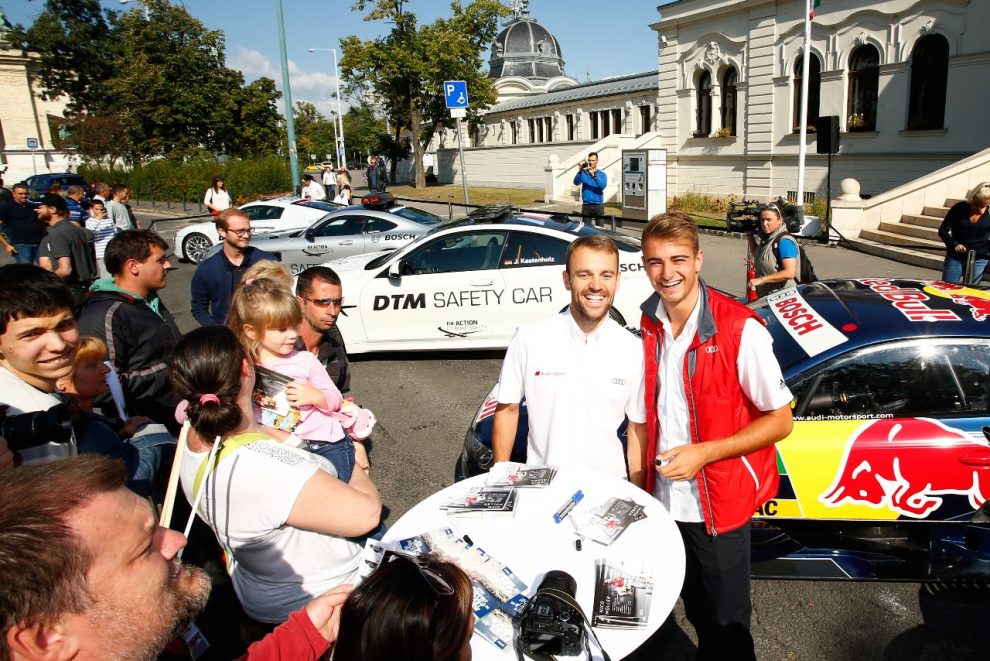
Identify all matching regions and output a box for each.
[642,236,703,315]
[63,488,211,660]
[563,245,619,333]
[219,213,252,251]
[0,309,79,391]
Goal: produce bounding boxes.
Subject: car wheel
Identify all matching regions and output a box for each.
[182,233,213,264]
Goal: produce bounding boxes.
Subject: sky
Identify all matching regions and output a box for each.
[6,0,670,116]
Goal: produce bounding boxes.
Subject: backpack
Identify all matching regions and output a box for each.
[772,233,818,284]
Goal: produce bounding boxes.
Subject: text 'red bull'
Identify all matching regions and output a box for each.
[820,417,990,518]
[859,279,961,322]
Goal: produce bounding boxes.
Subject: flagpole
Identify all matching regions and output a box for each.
[797,0,812,207]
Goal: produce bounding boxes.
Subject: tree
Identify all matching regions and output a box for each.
[227,78,283,158]
[291,102,337,166]
[342,101,389,163]
[340,0,509,187]
[13,0,115,115]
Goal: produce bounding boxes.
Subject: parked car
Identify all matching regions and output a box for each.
[237,193,443,275]
[24,173,89,200]
[175,196,340,263]
[458,279,990,581]
[317,208,654,353]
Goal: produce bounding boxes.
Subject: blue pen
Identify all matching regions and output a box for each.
[553,490,584,523]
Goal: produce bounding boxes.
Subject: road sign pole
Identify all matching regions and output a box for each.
[455,117,469,207]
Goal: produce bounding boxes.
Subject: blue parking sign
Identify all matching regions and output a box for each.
[444,80,469,109]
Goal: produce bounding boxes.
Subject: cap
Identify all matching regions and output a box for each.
[39,193,68,215]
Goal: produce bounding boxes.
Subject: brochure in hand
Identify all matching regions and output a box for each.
[359,527,529,651]
[591,558,655,629]
[486,462,557,488]
[573,497,647,546]
[251,366,302,432]
[441,487,518,518]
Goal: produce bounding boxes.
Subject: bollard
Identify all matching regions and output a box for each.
[609,215,616,231]
[166,192,171,210]
[182,192,187,212]
[150,190,156,209]
[448,198,454,222]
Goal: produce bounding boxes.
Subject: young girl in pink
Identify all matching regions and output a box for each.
[228,276,367,481]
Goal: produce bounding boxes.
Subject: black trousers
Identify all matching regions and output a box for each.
[581,202,605,225]
[676,521,755,661]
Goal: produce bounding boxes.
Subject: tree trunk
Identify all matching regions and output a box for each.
[409,97,425,189]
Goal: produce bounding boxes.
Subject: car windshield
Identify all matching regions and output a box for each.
[393,206,442,225]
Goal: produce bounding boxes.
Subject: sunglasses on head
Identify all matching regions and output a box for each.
[758,203,780,212]
[381,550,455,596]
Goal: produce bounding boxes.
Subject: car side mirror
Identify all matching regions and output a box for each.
[304,228,315,241]
[388,260,403,279]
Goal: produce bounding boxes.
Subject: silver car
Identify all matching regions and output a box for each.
[245,194,443,275]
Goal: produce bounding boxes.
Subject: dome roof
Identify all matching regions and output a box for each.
[488,4,565,81]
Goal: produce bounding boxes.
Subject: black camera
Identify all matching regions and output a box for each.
[517,571,585,657]
[0,403,74,451]
[726,197,804,235]
[579,160,588,170]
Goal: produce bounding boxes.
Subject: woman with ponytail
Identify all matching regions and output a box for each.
[168,326,381,626]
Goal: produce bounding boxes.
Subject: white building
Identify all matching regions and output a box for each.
[0,20,72,183]
[656,0,990,202]
[411,0,990,212]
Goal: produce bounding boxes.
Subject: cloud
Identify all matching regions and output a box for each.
[230,47,347,114]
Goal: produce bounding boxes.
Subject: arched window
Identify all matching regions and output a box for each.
[721,67,737,136]
[907,34,949,130]
[695,71,712,137]
[792,54,821,133]
[847,45,879,132]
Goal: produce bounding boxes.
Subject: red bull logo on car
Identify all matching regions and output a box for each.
[858,279,961,322]
[922,281,990,321]
[819,417,990,518]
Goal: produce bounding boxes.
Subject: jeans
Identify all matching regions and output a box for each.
[13,243,38,265]
[942,254,988,285]
[306,438,387,542]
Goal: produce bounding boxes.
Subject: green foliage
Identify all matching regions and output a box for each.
[668,191,733,214]
[79,156,292,203]
[340,0,510,187]
[342,102,389,162]
[293,102,337,166]
[806,197,828,220]
[14,0,114,115]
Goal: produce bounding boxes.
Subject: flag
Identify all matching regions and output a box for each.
[810,0,822,20]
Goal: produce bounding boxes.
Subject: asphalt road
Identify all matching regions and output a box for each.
[53,207,981,660]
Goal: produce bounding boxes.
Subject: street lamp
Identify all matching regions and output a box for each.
[118,0,150,20]
[309,47,347,168]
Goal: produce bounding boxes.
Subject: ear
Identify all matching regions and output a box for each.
[242,324,258,341]
[561,268,572,292]
[6,618,79,660]
[54,376,70,393]
[125,257,141,276]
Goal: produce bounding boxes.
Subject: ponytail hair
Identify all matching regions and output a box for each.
[227,276,302,361]
[168,326,246,440]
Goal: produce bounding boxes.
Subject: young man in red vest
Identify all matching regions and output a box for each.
[638,212,793,660]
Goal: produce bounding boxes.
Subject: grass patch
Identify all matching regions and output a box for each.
[389,184,545,208]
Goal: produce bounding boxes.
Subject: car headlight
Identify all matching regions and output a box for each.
[463,426,493,474]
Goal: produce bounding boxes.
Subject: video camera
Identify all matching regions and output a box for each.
[517,571,586,658]
[0,403,75,452]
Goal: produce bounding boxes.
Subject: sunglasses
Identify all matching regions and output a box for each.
[758,203,780,213]
[302,296,343,307]
[381,550,455,596]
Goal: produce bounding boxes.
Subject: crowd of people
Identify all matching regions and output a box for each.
[2,165,989,660]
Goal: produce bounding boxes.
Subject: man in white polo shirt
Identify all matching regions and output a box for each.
[491,235,648,484]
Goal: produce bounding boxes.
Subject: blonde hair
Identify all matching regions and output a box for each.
[227,277,302,360]
[968,183,990,207]
[74,336,108,365]
[642,211,700,253]
[240,260,294,291]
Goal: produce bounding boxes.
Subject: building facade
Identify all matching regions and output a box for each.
[656,0,990,201]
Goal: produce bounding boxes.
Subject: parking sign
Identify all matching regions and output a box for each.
[26,137,39,151]
[443,81,468,109]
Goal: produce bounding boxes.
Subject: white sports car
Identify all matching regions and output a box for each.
[320,212,655,353]
[175,197,340,263]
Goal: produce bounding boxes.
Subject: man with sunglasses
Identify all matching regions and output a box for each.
[295,266,350,393]
[190,208,275,326]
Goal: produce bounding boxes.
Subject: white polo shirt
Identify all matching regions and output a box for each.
[652,298,793,521]
[496,310,646,479]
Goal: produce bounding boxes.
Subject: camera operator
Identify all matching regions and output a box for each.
[572,152,607,225]
[0,264,79,465]
[747,202,799,298]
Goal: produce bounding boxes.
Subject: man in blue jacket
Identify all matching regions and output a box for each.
[190,208,275,326]
[572,151,607,225]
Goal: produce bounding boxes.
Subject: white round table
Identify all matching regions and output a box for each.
[383,466,685,660]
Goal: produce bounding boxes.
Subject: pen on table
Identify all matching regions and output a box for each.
[553,489,584,524]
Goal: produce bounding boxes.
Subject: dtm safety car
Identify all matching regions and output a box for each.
[175,196,340,263]
[317,211,655,353]
[458,279,990,581]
